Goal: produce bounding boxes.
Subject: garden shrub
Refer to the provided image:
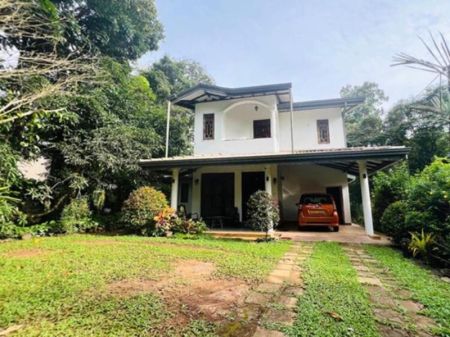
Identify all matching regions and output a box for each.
[246,190,280,236]
[60,197,98,234]
[380,200,410,243]
[372,163,410,230]
[172,217,207,235]
[377,158,450,265]
[121,186,168,234]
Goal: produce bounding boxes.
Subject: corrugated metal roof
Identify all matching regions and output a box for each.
[139,146,409,175]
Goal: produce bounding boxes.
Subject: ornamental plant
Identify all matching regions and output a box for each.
[246,190,280,238]
[153,206,176,236]
[121,186,168,235]
[60,197,98,234]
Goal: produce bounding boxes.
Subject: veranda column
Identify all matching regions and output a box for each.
[170,168,179,209]
[358,161,374,236]
[264,165,274,234]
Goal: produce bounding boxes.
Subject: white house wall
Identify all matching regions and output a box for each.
[278,108,346,151]
[193,98,347,156]
[194,96,279,155]
[279,164,351,223]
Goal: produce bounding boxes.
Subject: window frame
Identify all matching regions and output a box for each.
[203,113,215,140]
[317,119,330,144]
[253,119,271,139]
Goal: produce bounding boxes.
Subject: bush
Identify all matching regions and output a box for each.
[372,164,410,230]
[380,200,410,243]
[246,190,279,235]
[172,217,207,235]
[121,186,168,234]
[60,197,98,234]
[378,158,450,265]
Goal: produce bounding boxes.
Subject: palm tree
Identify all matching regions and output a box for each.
[392,33,450,91]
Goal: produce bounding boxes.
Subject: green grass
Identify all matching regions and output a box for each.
[0,234,290,336]
[365,245,450,336]
[287,242,379,337]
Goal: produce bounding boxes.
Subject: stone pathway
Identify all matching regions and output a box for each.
[343,245,438,337]
[250,242,314,337]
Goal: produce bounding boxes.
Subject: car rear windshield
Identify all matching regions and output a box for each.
[300,194,333,204]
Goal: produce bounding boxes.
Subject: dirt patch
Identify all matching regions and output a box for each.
[107,259,250,324]
[5,248,48,258]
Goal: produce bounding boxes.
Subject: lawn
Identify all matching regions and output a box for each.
[0,234,290,337]
[288,242,379,337]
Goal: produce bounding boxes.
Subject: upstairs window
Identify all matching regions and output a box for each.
[317,119,330,144]
[253,119,271,138]
[203,113,214,140]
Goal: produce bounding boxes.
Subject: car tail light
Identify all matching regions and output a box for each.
[333,210,338,216]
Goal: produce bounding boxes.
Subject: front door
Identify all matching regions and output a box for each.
[242,172,265,220]
[201,173,234,218]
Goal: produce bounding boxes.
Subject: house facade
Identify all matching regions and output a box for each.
[140,83,408,235]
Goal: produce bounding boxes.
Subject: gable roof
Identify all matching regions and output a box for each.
[170,83,292,109]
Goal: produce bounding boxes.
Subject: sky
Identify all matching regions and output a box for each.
[137,0,450,109]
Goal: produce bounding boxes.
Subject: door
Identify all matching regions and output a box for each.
[201,173,234,218]
[326,186,344,224]
[242,172,265,220]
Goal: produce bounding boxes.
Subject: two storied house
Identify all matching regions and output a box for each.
[140,83,408,236]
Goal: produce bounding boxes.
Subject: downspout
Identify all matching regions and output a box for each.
[165,100,171,158]
[289,88,294,153]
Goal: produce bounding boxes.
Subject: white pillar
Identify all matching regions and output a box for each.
[358,161,374,236]
[265,166,272,195]
[265,165,274,234]
[170,168,179,209]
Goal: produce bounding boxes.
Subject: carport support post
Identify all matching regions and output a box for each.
[170,168,179,210]
[265,166,274,235]
[358,160,374,236]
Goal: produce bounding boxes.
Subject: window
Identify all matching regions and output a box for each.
[253,119,271,138]
[317,119,330,144]
[180,183,189,203]
[203,114,214,140]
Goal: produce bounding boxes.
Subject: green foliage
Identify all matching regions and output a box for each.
[60,197,97,234]
[376,158,450,265]
[121,186,168,234]
[91,188,105,211]
[53,0,164,60]
[246,191,280,235]
[372,163,410,229]
[340,82,387,146]
[172,217,208,235]
[379,200,409,243]
[408,230,435,259]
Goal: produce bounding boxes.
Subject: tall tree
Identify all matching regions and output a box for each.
[143,55,214,103]
[340,82,387,146]
[51,0,164,60]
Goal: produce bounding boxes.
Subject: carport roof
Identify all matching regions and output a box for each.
[139,146,409,176]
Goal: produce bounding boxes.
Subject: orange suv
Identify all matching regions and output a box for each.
[297,193,339,232]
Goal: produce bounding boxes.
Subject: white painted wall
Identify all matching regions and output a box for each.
[278,164,351,223]
[278,108,346,151]
[193,97,347,156]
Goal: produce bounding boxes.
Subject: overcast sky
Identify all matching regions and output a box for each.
[137,0,450,109]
